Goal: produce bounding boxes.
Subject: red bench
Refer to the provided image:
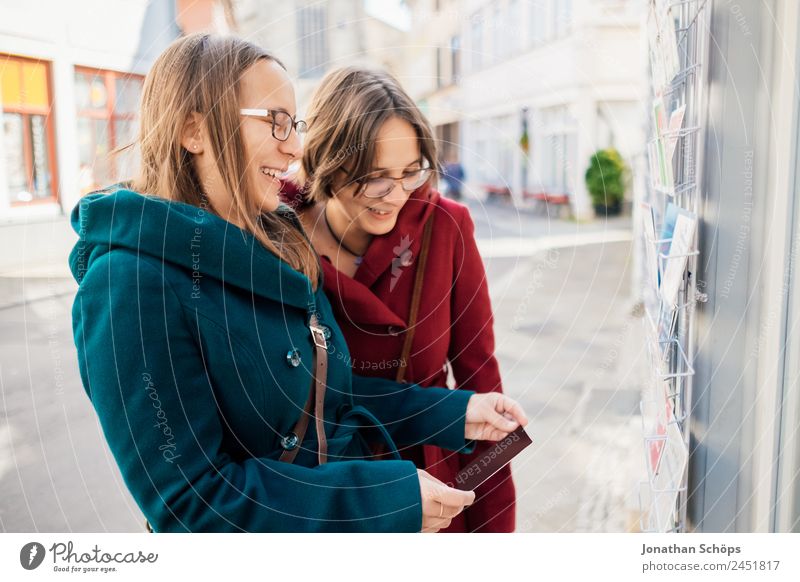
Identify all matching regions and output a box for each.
[481,186,571,217]
[523,191,571,216]
[483,184,511,200]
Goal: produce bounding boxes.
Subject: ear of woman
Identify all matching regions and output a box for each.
[180,112,205,155]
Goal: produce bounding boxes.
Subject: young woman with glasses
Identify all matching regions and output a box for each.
[69,34,527,533]
[284,67,522,532]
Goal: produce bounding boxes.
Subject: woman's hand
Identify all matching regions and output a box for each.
[465,392,528,441]
[417,469,475,533]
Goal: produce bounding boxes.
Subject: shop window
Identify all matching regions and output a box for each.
[1,55,57,205]
[297,6,328,79]
[75,67,143,193]
[537,106,577,194]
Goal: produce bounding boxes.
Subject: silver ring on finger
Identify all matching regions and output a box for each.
[439,503,444,518]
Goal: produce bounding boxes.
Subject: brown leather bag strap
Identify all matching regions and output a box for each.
[278,386,314,464]
[311,316,328,465]
[279,313,328,465]
[395,215,435,384]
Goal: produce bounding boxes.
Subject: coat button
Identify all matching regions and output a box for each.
[387,325,403,336]
[320,325,332,340]
[281,432,299,450]
[285,348,301,367]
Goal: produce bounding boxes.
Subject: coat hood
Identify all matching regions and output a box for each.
[68,187,319,311]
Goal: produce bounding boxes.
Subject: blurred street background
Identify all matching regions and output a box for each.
[0,0,650,532]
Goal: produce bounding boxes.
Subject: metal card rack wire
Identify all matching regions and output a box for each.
[638,0,710,533]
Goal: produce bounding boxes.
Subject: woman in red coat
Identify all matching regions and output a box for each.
[283,67,519,532]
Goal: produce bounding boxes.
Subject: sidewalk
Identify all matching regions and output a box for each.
[485,231,647,532]
[0,272,76,311]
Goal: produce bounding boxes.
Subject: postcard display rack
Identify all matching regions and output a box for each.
[638,0,709,533]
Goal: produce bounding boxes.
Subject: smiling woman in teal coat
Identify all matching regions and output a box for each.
[69,33,528,533]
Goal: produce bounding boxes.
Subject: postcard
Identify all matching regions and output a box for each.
[660,209,697,310]
[652,97,675,192]
[641,202,660,291]
[451,427,532,491]
[667,104,686,160]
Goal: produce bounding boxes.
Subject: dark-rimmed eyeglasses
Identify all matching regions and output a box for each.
[351,164,433,199]
[239,108,307,142]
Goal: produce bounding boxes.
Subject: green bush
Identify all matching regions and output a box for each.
[585,148,628,208]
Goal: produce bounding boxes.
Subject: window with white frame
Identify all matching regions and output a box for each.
[492,1,504,62]
[553,0,573,38]
[529,0,573,46]
[450,35,460,82]
[508,0,522,54]
[468,119,492,185]
[469,116,516,189]
[470,11,484,70]
[436,46,443,88]
[502,114,517,185]
[297,5,328,79]
[536,106,577,194]
[530,0,548,45]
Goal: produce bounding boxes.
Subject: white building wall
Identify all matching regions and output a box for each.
[235,0,405,116]
[0,0,178,271]
[403,0,647,219]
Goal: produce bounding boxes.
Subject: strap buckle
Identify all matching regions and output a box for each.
[309,325,327,349]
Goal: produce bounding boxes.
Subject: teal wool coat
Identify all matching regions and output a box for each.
[69,188,476,532]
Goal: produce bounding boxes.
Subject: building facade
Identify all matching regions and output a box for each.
[233,0,406,113]
[0,0,230,273]
[403,0,647,219]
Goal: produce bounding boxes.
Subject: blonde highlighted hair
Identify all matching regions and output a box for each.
[132,33,319,285]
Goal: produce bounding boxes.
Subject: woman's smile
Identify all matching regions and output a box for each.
[364,205,395,220]
[259,166,286,187]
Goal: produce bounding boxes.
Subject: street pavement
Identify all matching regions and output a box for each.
[0,200,646,532]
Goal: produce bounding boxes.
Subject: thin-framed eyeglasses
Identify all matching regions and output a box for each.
[350,163,433,199]
[239,108,307,141]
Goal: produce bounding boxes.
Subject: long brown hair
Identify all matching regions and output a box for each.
[132,33,319,285]
[299,67,439,202]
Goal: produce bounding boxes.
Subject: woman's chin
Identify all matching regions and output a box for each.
[257,182,281,213]
[361,214,398,235]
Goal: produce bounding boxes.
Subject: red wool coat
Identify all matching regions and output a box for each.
[282,182,516,533]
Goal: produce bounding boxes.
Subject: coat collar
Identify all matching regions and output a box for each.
[319,184,440,328]
[320,258,406,327]
[69,188,319,312]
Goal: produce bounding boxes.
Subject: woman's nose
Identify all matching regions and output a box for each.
[383,181,409,204]
[279,129,303,160]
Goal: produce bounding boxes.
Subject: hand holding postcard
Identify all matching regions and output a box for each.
[450,427,532,491]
